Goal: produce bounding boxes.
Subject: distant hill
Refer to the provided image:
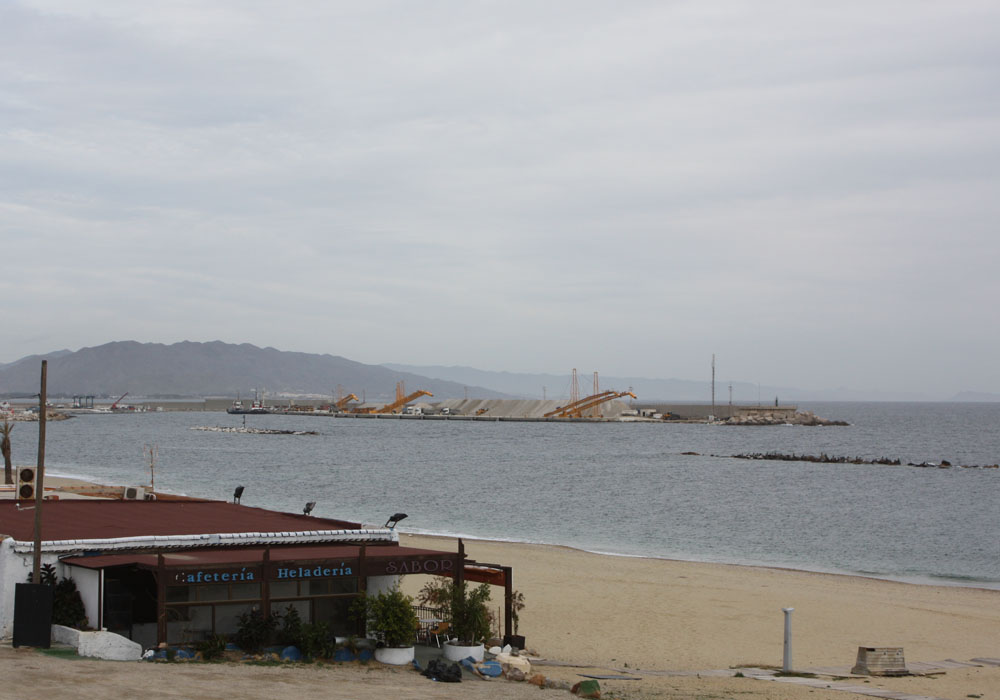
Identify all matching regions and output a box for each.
[0,341,507,401]
[382,363,761,401]
[382,363,942,402]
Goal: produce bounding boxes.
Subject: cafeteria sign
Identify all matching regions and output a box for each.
[173,567,260,584]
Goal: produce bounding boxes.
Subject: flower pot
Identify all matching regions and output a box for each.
[374,646,415,665]
[443,641,485,662]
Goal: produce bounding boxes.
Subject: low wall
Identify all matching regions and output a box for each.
[51,625,142,661]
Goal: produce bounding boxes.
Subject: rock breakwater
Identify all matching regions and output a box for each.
[190,426,318,435]
[729,451,998,469]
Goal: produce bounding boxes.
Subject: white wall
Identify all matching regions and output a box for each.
[0,540,62,639]
[365,574,399,597]
[63,565,99,630]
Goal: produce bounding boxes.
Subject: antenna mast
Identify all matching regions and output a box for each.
[711,354,716,419]
[592,371,600,418]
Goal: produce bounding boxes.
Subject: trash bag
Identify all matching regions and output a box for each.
[422,658,463,683]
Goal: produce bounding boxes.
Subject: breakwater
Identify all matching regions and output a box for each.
[729,451,998,469]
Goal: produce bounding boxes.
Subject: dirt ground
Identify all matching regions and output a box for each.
[3,644,998,700]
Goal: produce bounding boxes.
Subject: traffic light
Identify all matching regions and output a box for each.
[17,467,36,500]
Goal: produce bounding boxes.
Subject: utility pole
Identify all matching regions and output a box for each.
[146,444,157,492]
[33,360,47,584]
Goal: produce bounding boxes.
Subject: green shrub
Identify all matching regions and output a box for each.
[235,608,279,653]
[352,586,418,648]
[417,577,494,645]
[26,564,88,628]
[298,622,337,659]
[449,580,491,645]
[277,605,303,647]
[196,635,228,661]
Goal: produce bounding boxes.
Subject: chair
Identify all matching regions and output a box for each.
[428,621,451,647]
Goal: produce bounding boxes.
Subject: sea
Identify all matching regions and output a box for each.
[12,402,1000,590]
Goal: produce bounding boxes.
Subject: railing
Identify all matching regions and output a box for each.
[412,605,443,623]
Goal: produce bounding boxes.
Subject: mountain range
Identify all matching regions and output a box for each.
[0,341,996,402]
[0,341,506,401]
[382,365,1000,403]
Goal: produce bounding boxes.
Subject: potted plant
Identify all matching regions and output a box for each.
[442,580,491,662]
[354,586,419,665]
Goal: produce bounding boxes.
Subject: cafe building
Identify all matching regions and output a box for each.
[0,499,513,648]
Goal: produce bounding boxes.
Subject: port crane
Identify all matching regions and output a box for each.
[358,389,434,414]
[333,393,359,410]
[375,389,433,414]
[544,390,637,419]
[109,392,129,411]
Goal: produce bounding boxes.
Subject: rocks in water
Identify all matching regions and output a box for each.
[190,426,318,435]
[730,452,999,471]
[723,410,848,426]
[732,452,901,466]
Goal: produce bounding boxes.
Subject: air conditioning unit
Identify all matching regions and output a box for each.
[122,486,145,501]
[17,467,36,500]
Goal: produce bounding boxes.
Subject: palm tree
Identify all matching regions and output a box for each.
[1,420,12,485]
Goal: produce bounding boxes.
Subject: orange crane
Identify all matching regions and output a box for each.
[333,393,359,410]
[544,390,637,418]
[544,390,616,418]
[371,389,433,414]
[109,392,129,410]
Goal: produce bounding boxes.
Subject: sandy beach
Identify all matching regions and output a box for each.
[399,534,999,670]
[399,533,999,698]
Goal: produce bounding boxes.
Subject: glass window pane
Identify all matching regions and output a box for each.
[166,586,194,603]
[198,585,229,602]
[230,583,261,601]
[166,605,211,645]
[269,581,299,598]
[330,579,358,594]
[276,600,311,624]
[215,604,255,636]
[307,579,330,595]
[315,596,355,637]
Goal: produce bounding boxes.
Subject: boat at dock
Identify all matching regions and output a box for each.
[226,392,270,415]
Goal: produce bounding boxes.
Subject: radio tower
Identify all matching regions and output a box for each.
[592,371,600,418]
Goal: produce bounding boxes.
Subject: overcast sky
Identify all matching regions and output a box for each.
[2,1,998,397]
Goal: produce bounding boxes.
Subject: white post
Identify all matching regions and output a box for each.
[782,607,794,671]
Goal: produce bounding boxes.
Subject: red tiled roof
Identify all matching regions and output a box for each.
[0,500,362,542]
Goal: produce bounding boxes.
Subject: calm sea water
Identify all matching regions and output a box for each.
[13,402,1000,589]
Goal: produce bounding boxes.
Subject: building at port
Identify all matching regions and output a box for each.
[0,499,512,648]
